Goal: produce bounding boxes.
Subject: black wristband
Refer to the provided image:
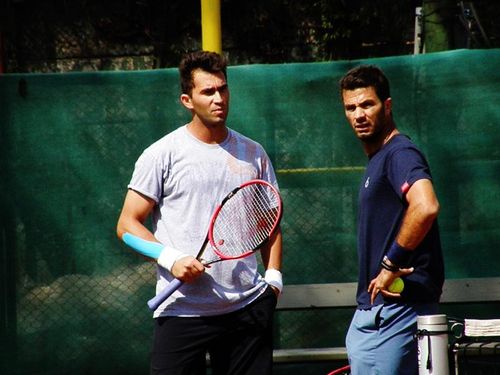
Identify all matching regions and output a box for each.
[386,242,411,266]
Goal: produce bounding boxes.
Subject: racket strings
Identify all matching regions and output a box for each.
[212,184,280,258]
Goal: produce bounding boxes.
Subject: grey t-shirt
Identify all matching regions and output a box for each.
[128,125,278,317]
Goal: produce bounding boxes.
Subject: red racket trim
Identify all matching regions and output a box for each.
[326,365,351,375]
[208,179,282,260]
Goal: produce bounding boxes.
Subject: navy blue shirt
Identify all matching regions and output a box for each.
[356,134,444,309]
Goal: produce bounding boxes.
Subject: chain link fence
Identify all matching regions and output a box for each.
[1,49,499,374]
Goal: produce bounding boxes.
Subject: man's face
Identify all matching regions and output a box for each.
[342,86,391,142]
[182,69,229,127]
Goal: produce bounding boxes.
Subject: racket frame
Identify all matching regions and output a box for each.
[207,179,283,262]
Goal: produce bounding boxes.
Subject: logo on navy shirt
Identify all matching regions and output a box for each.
[364,177,370,188]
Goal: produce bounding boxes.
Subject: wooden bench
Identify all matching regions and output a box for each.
[272,277,500,363]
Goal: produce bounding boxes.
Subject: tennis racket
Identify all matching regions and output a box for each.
[122,179,283,311]
[327,365,351,375]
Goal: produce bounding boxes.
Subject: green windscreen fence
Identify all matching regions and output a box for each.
[1,49,499,374]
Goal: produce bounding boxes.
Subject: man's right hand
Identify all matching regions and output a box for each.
[171,256,206,282]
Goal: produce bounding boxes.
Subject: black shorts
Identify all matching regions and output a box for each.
[151,286,277,375]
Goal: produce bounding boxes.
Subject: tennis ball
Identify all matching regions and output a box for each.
[388,277,404,293]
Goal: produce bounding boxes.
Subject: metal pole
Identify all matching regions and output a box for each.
[201,0,222,54]
[414,7,424,54]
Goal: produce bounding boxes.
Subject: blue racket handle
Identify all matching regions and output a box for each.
[147,278,184,310]
[122,233,163,259]
[122,233,184,310]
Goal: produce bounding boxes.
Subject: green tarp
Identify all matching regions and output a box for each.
[1,49,499,374]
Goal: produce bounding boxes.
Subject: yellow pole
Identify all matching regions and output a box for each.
[201,0,222,54]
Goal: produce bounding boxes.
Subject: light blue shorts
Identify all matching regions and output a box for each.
[346,302,438,375]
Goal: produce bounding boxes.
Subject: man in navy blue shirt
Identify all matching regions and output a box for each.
[339,65,445,374]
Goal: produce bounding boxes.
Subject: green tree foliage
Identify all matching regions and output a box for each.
[1,0,498,72]
[222,0,419,63]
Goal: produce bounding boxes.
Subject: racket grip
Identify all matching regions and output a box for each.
[147,278,184,311]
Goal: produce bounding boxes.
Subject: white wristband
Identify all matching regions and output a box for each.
[157,246,186,272]
[264,269,283,294]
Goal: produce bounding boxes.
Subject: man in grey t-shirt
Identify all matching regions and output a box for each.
[117,51,283,375]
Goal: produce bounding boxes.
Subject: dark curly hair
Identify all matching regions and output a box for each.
[179,51,228,95]
[339,65,391,102]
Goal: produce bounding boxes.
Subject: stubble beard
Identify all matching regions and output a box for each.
[356,113,390,145]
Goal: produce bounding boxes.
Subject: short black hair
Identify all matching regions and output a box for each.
[179,51,228,95]
[339,65,391,102]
